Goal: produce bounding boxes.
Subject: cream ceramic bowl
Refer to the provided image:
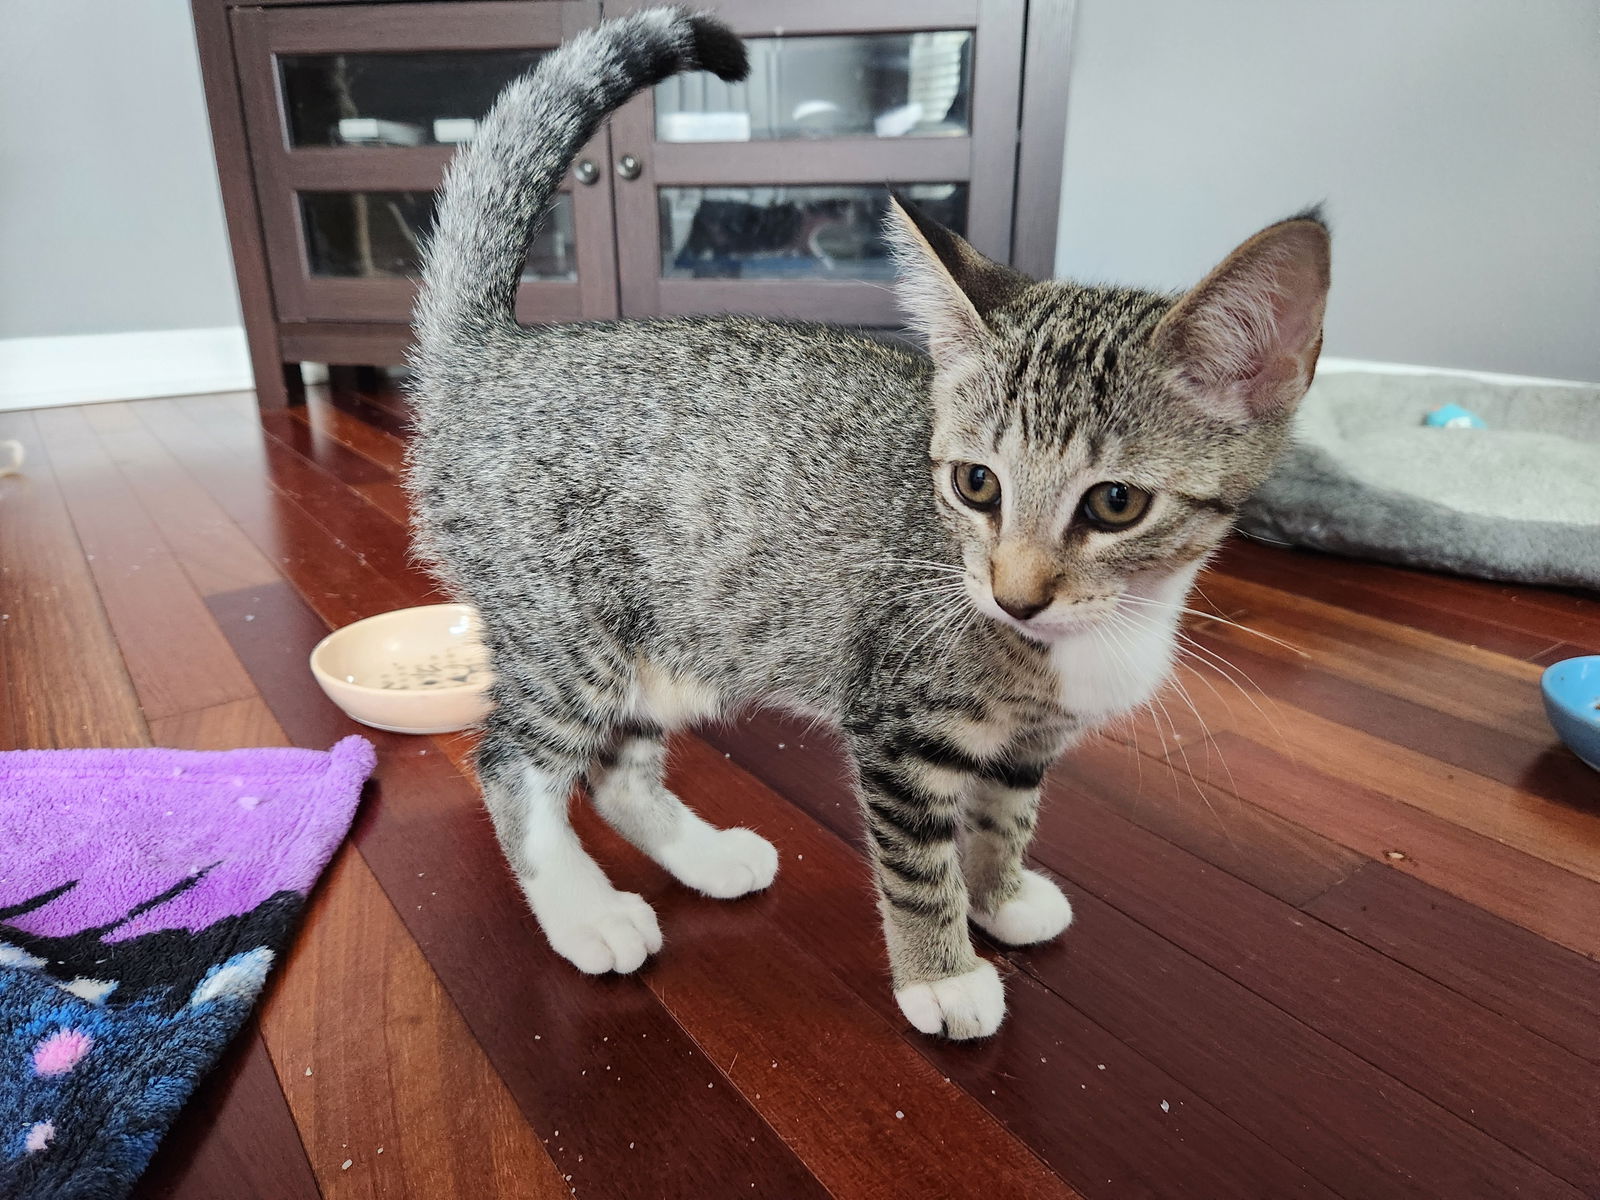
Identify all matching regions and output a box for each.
[310,603,492,734]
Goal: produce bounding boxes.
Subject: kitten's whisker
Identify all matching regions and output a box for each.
[1168,628,1291,749]
[1142,694,1187,799]
[1190,579,1223,614]
[1116,603,1291,762]
[887,581,969,602]
[1160,669,1243,846]
[1176,666,1247,806]
[1100,608,1224,821]
[890,603,971,690]
[885,593,971,686]
[1147,685,1214,812]
[1116,601,1284,742]
[889,600,959,660]
[1093,614,1179,798]
[1167,654,1243,755]
[1090,623,1146,793]
[945,604,982,669]
[883,563,966,576]
[855,555,967,576]
[1118,593,1307,658]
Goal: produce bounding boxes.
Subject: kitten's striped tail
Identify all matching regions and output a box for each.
[414,7,746,358]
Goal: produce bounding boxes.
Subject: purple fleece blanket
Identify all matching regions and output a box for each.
[0,736,374,1199]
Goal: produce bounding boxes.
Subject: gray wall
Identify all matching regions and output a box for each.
[0,1,240,339]
[1054,0,1600,382]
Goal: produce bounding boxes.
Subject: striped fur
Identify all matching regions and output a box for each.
[406,9,1330,1038]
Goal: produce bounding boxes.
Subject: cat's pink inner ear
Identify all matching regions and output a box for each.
[884,196,1029,369]
[1153,216,1331,422]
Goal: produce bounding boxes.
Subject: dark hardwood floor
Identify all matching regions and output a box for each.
[2,378,1597,1200]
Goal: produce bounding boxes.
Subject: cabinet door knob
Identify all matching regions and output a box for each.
[573,159,600,185]
[616,154,642,181]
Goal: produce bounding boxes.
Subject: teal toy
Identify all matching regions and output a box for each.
[1424,403,1487,429]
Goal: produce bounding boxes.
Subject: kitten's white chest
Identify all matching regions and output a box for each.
[1049,617,1177,725]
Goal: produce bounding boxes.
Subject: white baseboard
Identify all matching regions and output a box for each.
[0,326,254,412]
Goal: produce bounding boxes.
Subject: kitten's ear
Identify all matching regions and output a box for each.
[884,194,1030,367]
[1152,211,1331,422]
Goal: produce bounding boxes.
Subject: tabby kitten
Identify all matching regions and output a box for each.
[407,8,1329,1038]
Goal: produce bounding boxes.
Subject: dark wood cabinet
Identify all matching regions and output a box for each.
[191,0,1069,408]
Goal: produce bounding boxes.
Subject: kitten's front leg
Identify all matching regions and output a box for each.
[962,776,1074,947]
[847,727,1004,1039]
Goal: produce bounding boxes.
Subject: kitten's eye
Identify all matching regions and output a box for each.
[1081,482,1152,530]
[952,462,1001,511]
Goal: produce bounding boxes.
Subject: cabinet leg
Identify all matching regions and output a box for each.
[256,362,305,411]
[328,364,386,396]
[283,363,306,407]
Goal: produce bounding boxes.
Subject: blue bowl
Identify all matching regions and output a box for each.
[1541,656,1600,773]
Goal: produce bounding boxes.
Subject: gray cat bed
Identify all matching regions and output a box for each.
[1238,368,1600,590]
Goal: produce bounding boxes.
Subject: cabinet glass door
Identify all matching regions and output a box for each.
[234,2,617,327]
[609,0,1022,325]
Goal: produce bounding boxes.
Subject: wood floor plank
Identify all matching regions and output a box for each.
[261,407,392,487]
[1305,863,1600,1065]
[1197,572,1554,744]
[133,1029,322,1200]
[1186,627,1591,804]
[32,405,258,720]
[1054,737,1366,904]
[261,846,573,1200]
[339,375,413,425]
[263,408,412,527]
[131,397,413,628]
[0,410,145,749]
[353,478,411,526]
[1037,769,1600,1193]
[205,580,831,1200]
[1529,640,1595,668]
[79,402,282,595]
[294,390,408,476]
[0,632,17,750]
[1214,539,1600,655]
[681,736,1342,1199]
[710,719,1584,1200]
[1206,573,1566,664]
[326,384,413,445]
[1195,731,1600,960]
[1035,886,1583,1200]
[175,394,439,606]
[1167,663,1600,883]
[571,747,1081,1200]
[148,696,288,750]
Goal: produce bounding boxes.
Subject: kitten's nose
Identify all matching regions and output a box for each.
[995,594,1050,621]
[990,540,1055,622]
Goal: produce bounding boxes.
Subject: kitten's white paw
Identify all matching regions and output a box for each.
[530,884,662,975]
[895,960,1006,1040]
[971,869,1074,946]
[660,825,778,899]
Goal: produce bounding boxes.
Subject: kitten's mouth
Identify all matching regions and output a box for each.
[1011,608,1118,643]
[968,585,1121,644]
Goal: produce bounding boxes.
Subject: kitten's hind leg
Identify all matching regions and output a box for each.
[587,725,778,899]
[477,715,662,974]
